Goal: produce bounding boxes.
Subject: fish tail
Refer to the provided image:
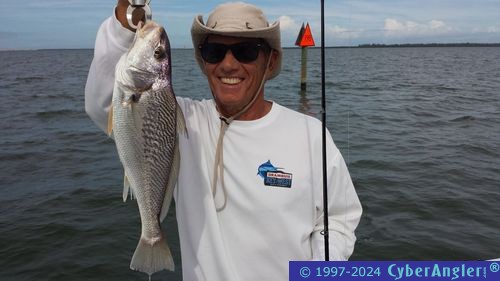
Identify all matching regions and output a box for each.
[130,235,174,275]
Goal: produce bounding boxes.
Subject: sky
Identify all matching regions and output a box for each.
[1,0,499,50]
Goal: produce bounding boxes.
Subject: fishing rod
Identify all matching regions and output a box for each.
[320,0,330,261]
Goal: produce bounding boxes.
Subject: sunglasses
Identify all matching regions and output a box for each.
[199,41,270,64]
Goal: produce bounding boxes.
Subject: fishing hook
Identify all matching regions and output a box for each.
[126,0,152,29]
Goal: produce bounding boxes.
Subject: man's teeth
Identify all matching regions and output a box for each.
[221,77,242,85]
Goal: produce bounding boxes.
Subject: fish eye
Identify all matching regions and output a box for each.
[131,93,140,102]
[154,45,166,60]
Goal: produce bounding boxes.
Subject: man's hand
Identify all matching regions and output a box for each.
[116,0,146,32]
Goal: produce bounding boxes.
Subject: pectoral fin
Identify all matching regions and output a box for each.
[123,172,134,202]
[107,106,114,136]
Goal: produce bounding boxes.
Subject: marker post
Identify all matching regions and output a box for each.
[300,46,308,90]
[295,23,316,91]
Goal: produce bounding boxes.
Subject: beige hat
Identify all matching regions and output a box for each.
[191,2,282,79]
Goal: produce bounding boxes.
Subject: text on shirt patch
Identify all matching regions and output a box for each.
[257,160,293,188]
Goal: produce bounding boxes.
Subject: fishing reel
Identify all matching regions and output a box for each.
[126,0,152,29]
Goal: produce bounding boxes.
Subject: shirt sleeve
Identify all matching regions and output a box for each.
[84,7,135,133]
[311,132,363,261]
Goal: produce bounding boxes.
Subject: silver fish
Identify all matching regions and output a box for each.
[108,21,185,276]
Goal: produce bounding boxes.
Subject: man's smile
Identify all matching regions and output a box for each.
[220,77,243,85]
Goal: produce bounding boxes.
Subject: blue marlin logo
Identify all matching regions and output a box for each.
[257,160,280,179]
[257,160,293,188]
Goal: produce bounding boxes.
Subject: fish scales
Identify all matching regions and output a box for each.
[141,89,175,234]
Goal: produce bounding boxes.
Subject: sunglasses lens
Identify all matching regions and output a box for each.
[200,43,227,64]
[200,42,265,64]
[232,42,260,63]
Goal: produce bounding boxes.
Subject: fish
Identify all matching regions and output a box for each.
[107,20,186,276]
[257,160,281,179]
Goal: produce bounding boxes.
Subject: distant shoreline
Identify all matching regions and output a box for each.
[316,43,500,49]
[357,43,500,48]
[2,43,500,51]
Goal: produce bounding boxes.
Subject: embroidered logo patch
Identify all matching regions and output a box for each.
[257,160,293,188]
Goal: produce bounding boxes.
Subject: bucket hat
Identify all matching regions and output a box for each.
[191,2,282,79]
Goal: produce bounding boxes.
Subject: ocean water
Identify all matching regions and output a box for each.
[1,47,499,280]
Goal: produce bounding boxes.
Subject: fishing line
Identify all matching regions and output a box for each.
[347,1,352,167]
[320,0,354,261]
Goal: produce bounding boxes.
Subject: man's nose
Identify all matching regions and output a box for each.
[219,50,240,69]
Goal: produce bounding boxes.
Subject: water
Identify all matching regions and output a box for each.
[1,47,499,280]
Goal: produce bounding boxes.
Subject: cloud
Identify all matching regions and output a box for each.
[429,20,445,30]
[383,18,452,37]
[326,25,362,40]
[473,26,499,34]
[486,26,498,33]
[278,16,301,32]
[277,15,308,46]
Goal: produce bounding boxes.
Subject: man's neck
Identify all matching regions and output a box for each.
[217,99,272,121]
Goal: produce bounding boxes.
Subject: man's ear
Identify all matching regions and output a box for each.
[266,50,279,79]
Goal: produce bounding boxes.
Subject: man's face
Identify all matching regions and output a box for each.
[202,35,277,118]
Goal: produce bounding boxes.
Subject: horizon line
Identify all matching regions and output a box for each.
[2,42,500,52]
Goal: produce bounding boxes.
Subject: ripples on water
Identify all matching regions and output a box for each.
[1,47,499,280]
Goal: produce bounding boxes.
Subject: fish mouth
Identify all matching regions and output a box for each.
[125,65,155,91]
[138,21,161,37]
[130,65,153,75]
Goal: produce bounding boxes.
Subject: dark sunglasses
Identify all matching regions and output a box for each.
[199,41,270,64]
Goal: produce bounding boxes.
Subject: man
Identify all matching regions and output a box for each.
[85,1,362,280]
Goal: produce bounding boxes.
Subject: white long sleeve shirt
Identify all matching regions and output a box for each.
[85,13,362,281]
